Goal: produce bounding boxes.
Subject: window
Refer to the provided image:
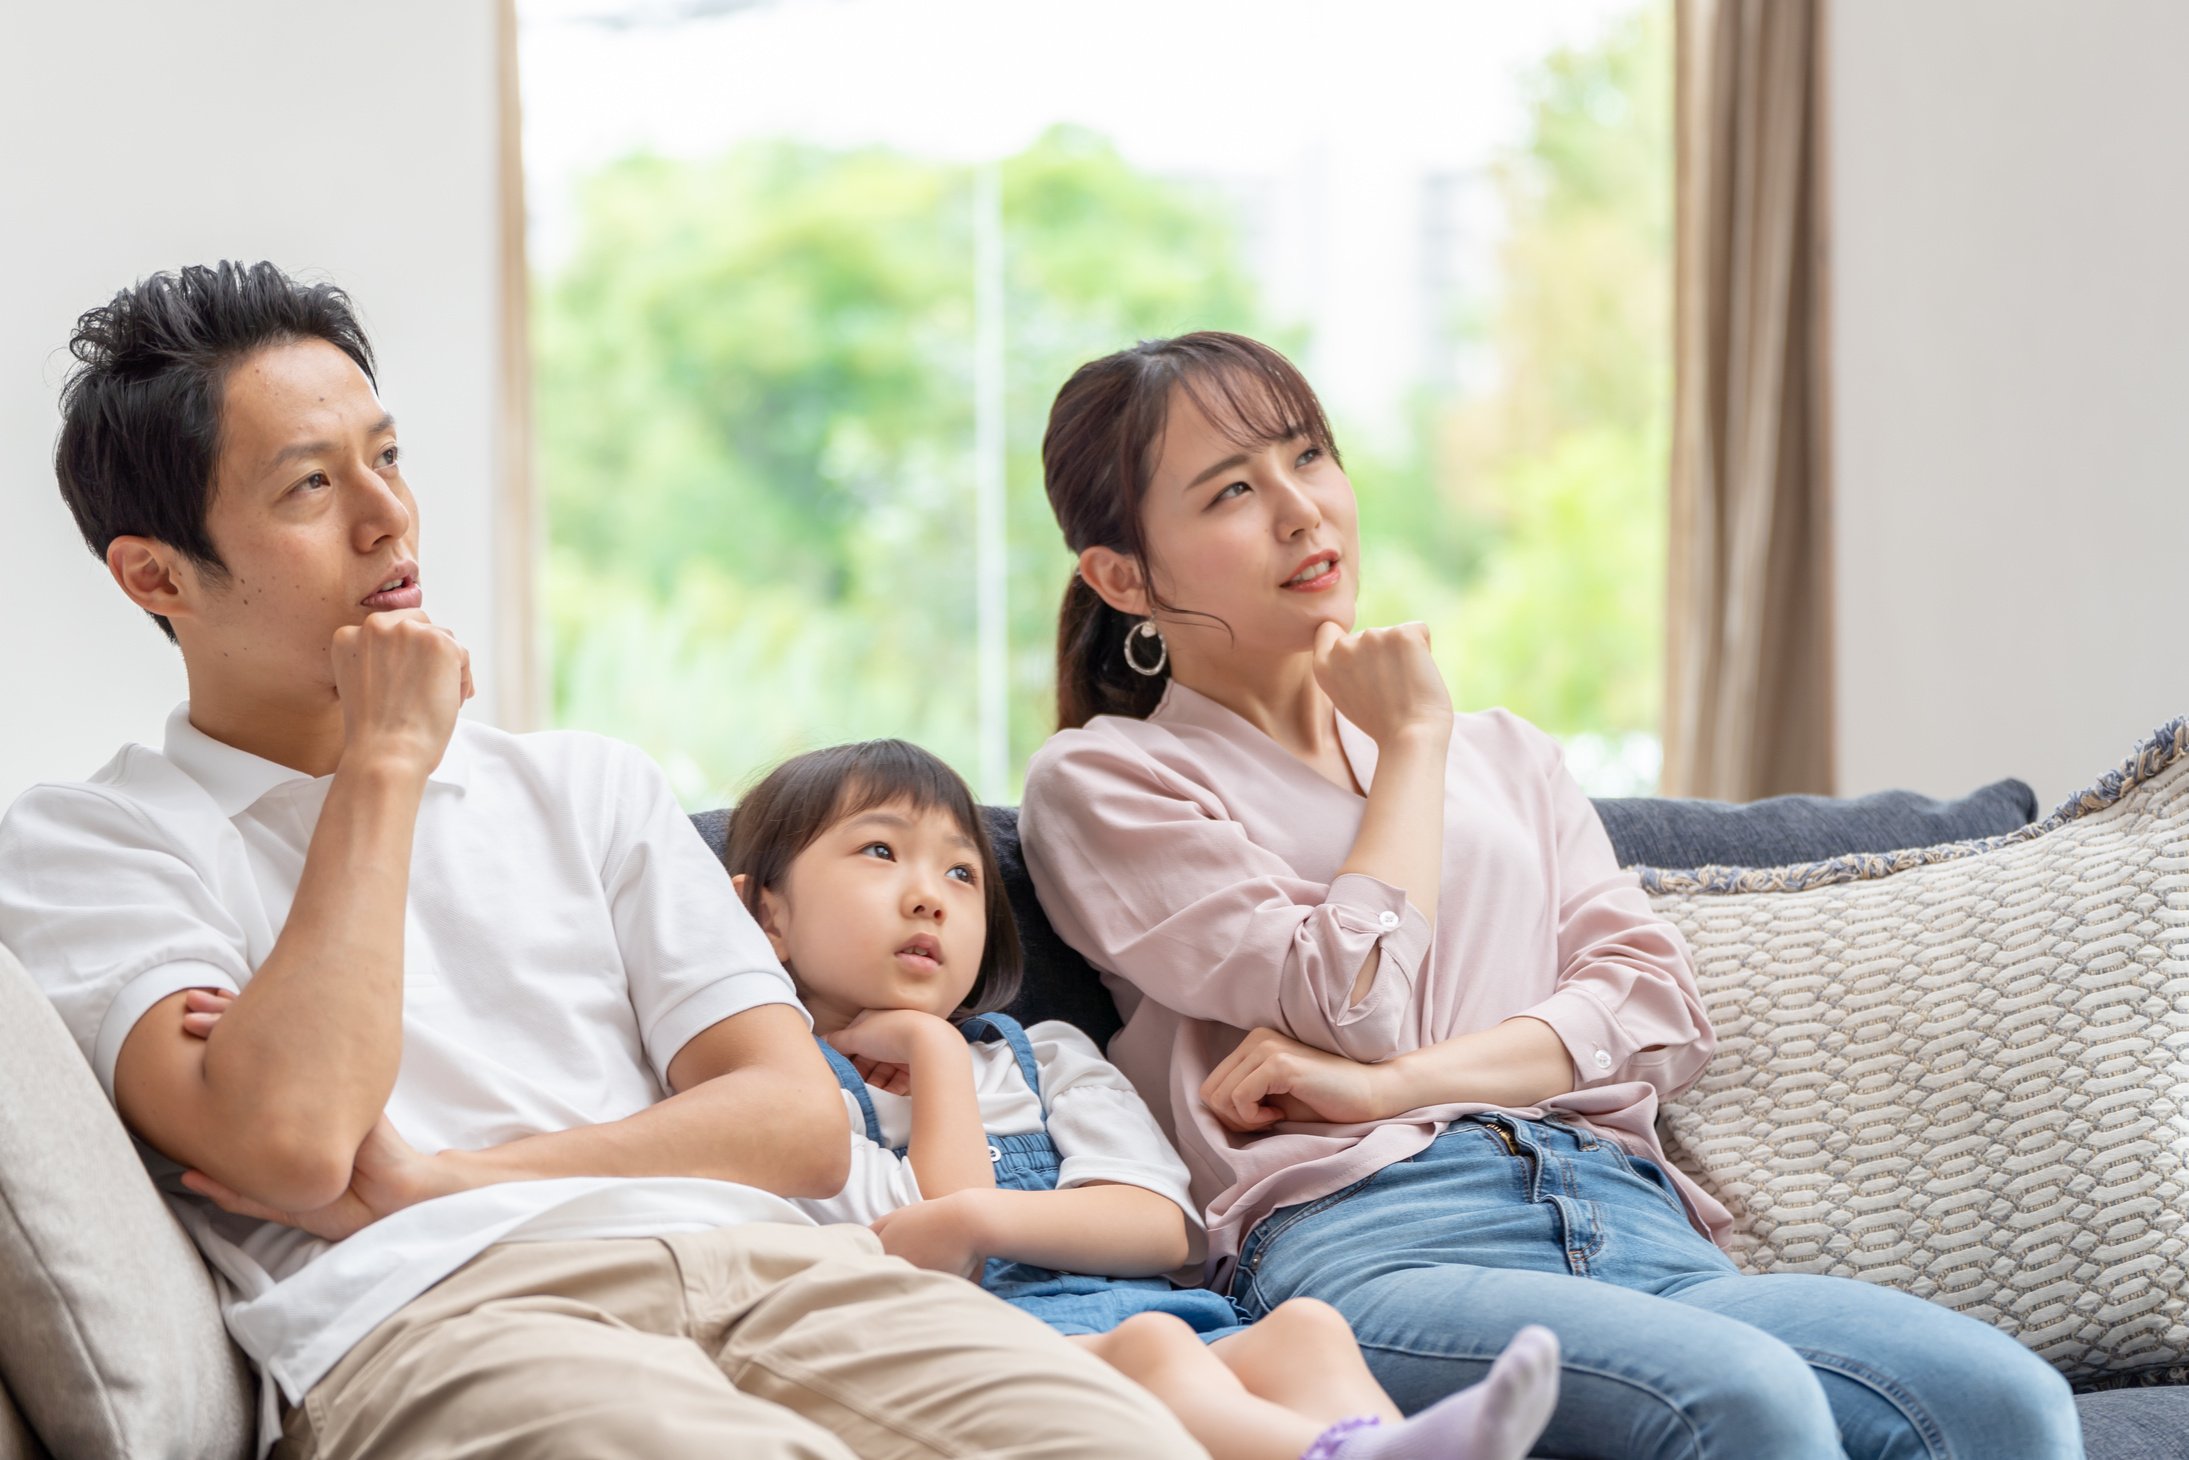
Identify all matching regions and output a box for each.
[520,0,1670,802]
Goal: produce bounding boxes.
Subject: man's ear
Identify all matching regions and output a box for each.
[1076,545,1151,619]
[106,536,195,625]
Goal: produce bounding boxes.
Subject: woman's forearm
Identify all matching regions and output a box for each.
[1334,722,1450,1002]
[960,1184,1193,1277]
[1377,1015,1576,1114]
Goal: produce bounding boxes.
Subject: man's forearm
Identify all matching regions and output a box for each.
[195,757,422,1173]
[445,1062,851,1198]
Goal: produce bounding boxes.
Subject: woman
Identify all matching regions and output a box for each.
[1016,332,2082,1459]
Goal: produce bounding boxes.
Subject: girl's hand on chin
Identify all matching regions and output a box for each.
[826,1008,965,1089]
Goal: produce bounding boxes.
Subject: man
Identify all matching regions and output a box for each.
[0,261,1202,1460]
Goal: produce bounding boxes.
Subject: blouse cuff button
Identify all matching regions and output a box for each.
[1593,1049,1614,1071]
[1377,910,1400,930]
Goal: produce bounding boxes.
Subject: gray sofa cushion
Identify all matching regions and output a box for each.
[0,943,252,1460]
[1592,777,2039,871]
[2076,1388,2189,1460]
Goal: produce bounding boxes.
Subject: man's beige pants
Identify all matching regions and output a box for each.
[273,1223,1207,1459]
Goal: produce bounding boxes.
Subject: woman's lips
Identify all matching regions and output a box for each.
[1281,562,1341,593]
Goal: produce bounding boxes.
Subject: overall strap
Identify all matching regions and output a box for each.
[956,1012,1047,1117]
[813,1037,886,1147]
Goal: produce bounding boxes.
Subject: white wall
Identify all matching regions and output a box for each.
[0,1,505,809]
[1830,0,2189,811]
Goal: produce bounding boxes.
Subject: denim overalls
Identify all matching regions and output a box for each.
[818,1012,1243,1340]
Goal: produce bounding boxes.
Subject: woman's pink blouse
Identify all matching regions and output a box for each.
[1019,682,1730,1282]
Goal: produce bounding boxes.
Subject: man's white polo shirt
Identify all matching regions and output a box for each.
[0,706,819,1456]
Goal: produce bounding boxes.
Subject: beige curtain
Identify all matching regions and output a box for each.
[1664,0,1834,799]
[495,0,541,730]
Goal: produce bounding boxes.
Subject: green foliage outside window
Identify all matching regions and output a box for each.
[538,5,1669,803]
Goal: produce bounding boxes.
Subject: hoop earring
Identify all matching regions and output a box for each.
[1122,619,1168,677]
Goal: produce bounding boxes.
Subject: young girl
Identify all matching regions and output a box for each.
[724,739,1559,1460]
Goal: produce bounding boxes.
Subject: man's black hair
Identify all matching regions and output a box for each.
[53,261,378,643]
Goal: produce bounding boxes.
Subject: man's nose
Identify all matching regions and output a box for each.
[351,468,413,547]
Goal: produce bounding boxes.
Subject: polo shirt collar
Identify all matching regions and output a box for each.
[162,702,473,817]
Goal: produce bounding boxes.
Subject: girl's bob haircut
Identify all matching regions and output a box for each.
[722,739,1023,1020]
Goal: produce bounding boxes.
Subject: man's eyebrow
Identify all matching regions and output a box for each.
[1185,451,1250,492]
[265,414,398,473]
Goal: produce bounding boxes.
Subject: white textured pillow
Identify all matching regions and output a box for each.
[1646,720,2189,1382]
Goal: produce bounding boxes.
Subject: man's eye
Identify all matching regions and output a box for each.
[859,842,894,860]
[298,472,330,492]
[380,445,401,467]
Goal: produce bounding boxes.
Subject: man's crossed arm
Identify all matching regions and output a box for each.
[157,991,849,1241]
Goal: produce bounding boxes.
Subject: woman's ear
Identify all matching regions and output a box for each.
[1077,545,1151,618]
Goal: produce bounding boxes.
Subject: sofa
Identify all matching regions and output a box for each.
[3,776,2184,1459]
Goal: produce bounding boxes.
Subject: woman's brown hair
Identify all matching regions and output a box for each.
[1040,331,1340,730]
[722,740,1023,1020]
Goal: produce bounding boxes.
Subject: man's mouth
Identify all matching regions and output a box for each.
[361,566,423,611]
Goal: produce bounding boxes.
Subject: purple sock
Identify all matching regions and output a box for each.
[1308,1325,1561,1460]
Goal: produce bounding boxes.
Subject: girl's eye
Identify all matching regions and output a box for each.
[1210,481,1249,506]
[858,842,895,861]
[947,864,976,884]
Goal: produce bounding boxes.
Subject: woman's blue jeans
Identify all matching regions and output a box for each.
[1229,1116,2082,1459]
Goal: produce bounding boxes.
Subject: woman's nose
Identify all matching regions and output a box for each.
[1272,479,1322,536]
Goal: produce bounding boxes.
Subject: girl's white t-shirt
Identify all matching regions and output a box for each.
[795,1019,1202,1235]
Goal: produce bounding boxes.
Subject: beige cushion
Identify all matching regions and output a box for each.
[1649,718,2189,1382]
[0,1378,48,1460]
[0,941,252,1459]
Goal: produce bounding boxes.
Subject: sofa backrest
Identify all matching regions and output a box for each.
[688,777,2038,1048]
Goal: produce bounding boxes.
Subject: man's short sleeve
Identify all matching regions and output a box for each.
[0,784,251,1100]
[596,744,806,1087]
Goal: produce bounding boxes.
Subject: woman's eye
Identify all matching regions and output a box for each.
[858,842,894,861]
[1211,481,1249,506]
[1297,446,1322,468]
